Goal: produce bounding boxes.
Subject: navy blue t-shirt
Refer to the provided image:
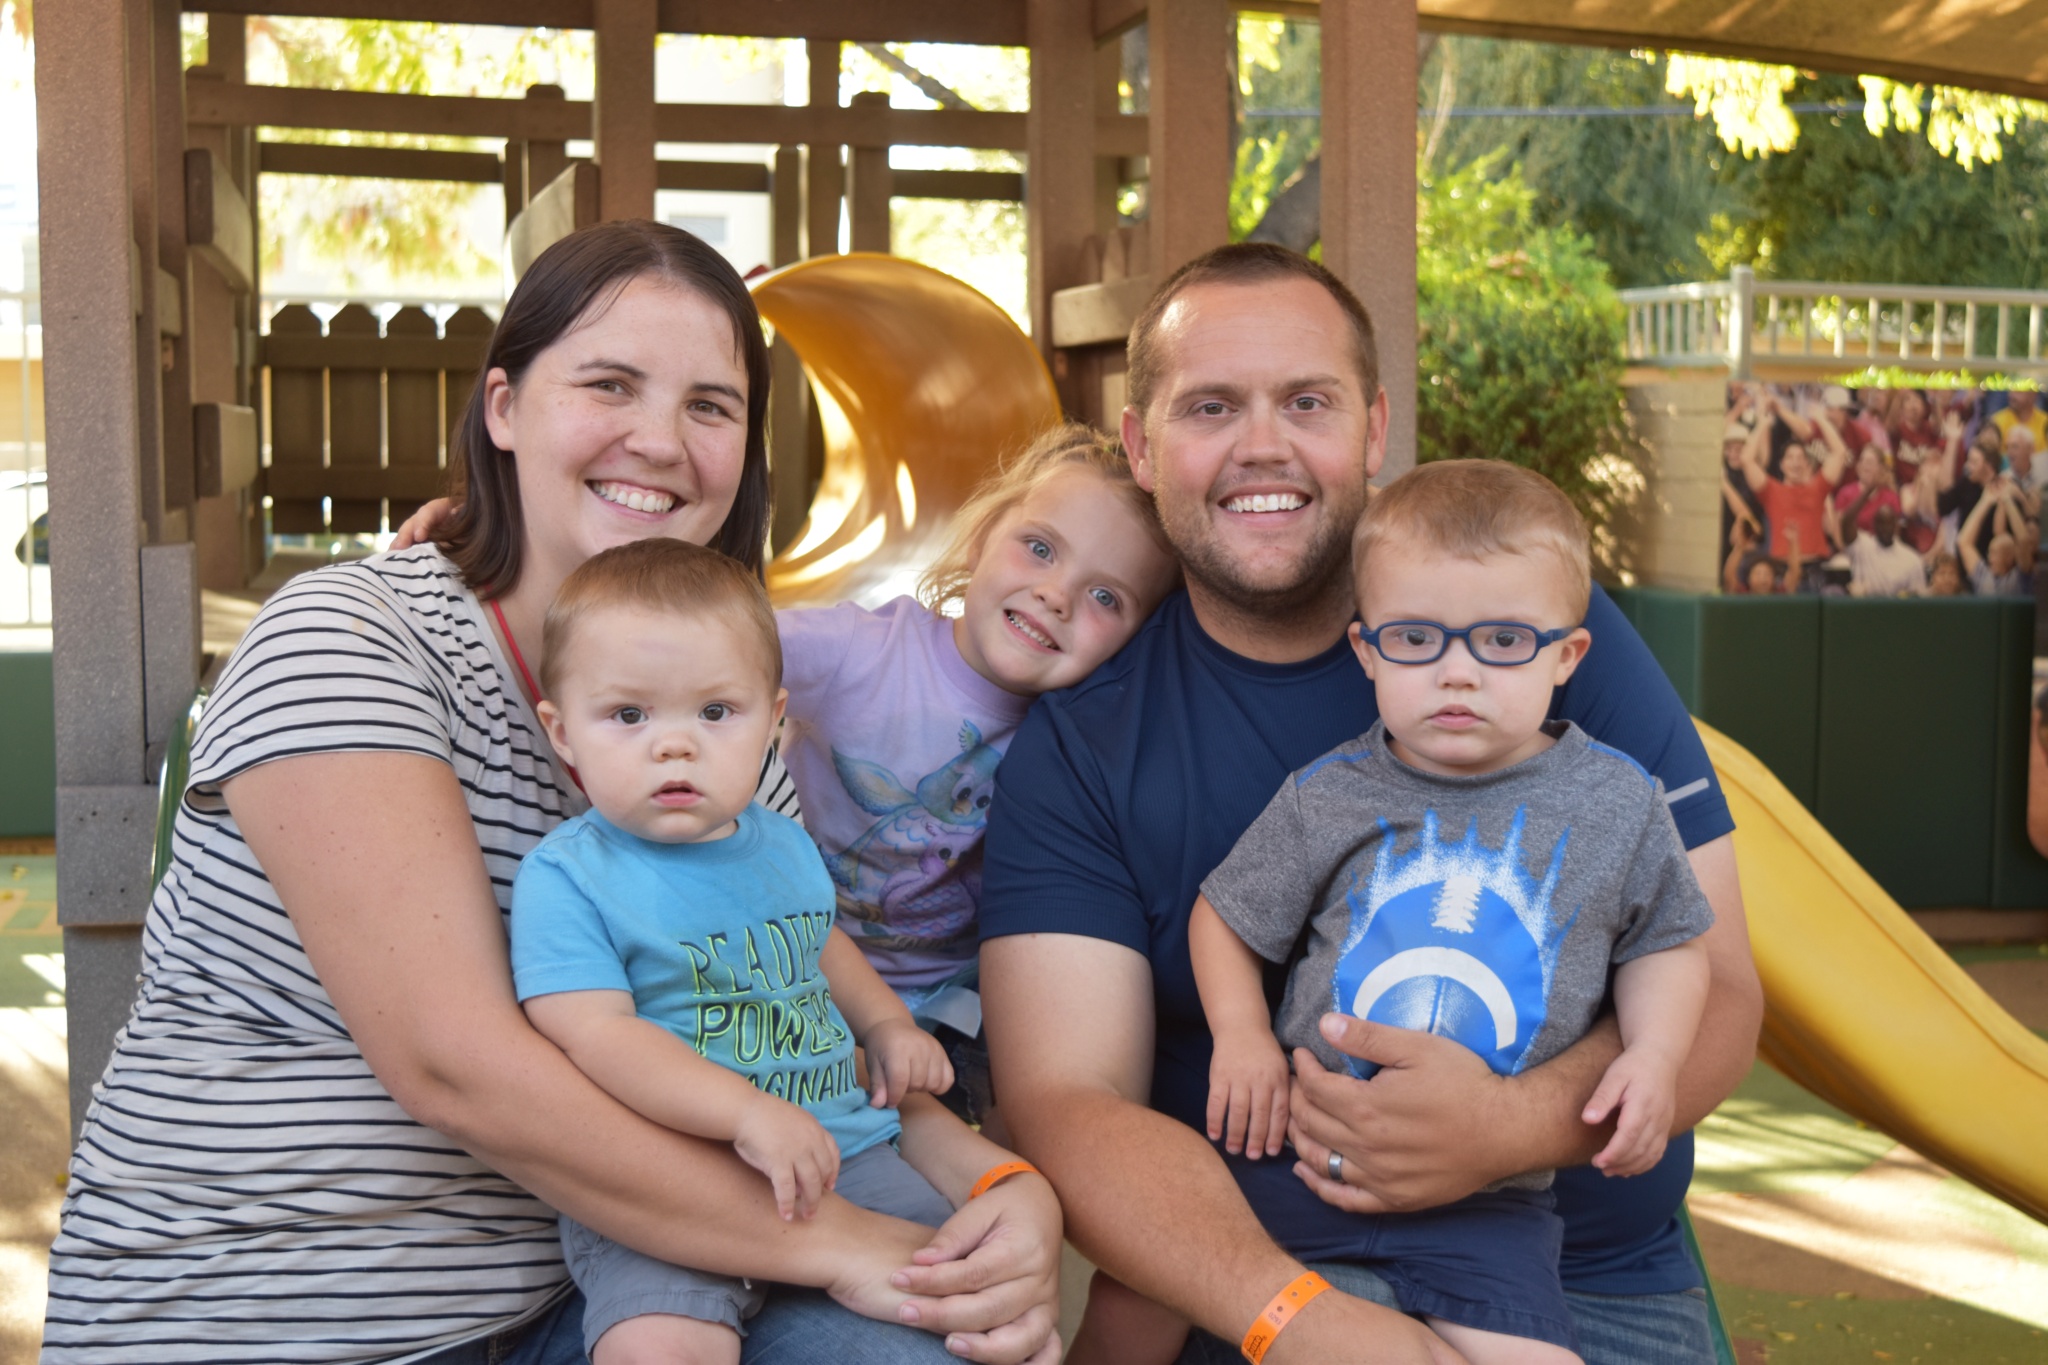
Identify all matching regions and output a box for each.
[980,584,1734,1295]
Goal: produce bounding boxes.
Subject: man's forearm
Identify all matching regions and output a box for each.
[1004,1081,1303,1339]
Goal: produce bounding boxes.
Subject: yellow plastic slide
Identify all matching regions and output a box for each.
[749,254,2048,1226]
[752,254,1061,609]
[1702,720,2048,1224]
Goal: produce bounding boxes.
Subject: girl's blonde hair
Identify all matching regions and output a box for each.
[917,422,1175,611]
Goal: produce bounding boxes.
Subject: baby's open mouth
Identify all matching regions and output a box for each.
[591,480,677,514]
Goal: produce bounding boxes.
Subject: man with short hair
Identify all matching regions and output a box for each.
[980,243,1762,1365]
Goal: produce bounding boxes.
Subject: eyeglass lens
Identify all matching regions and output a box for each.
[1377,623,1542,664]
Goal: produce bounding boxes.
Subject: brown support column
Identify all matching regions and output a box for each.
[1145,0,1232,278]
[1093,35,1125,238]
[125,0,167,543]
[524,85,569,203]
[154,0,194,520]
[768,146,811,556]
[593,0,657,222]
[806,41,843,257]
[772,145,803,267]
[1321,0,1417,481]
[846,91,892,255]
[1027,0,1097,369]
[39,0,154,1139]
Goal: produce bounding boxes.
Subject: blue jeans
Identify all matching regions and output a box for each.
[1564,1287,1713,1365]
[412,1287,962,1365]
[1170,1266,1714,1365]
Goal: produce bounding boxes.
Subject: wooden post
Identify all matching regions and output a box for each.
[154,0,193,519]
[326,303,383,534]
[38,0,154,1139]
[1093,34,1125,237]
[772,145,803,266]
[385,307,440,529]
[1321,0,1417,481]
[266,304,326,536]
[806,40,843,257]
[126,0,168,543]
[847,91,892,254]
[593,0,657,222]
[443,307,497,451]
[1145,0,1232,278]
[769,147,812,555]
[1028,0,1097,370]
[524,84,569,207]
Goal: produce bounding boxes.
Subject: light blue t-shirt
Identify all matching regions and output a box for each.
[510,803,899,1160]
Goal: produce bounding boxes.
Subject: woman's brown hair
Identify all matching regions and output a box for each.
[436,220,774,596]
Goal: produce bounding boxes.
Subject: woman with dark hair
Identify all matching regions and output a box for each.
[40,222,1061,1365]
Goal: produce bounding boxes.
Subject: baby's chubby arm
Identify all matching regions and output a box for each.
[1581,937,1712,1177]
[820,928,956,1109]
[522,989,840,1219]
[1189,895,1291,1160]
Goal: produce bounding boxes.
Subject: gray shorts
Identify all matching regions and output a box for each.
[560,1140,955,1356]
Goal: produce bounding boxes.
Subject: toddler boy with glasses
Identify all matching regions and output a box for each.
[1180,460,1714,1364]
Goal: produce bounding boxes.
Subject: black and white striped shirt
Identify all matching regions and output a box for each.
[42,546,799,1364]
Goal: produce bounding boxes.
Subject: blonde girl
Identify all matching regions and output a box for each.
[775,423,1180,1120]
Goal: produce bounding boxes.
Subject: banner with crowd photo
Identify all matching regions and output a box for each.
[1717,380,2042,601]
[1718,381,2048,858]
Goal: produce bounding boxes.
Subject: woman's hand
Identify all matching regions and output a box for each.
[888,1171,1064,1364]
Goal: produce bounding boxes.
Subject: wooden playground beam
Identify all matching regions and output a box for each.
[189,81,1148,155]
[185,0,1032,46]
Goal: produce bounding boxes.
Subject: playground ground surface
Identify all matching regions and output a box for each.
[3,841,2044,1365]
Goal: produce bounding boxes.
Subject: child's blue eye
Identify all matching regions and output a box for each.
[1026,538,1051,560]
[700,703,732,722]
[1090,587,1119,609]
[615,706,645,725]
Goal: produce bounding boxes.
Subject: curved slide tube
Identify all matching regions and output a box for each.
[752,254,1063,609]
[1703,719,2048,1224]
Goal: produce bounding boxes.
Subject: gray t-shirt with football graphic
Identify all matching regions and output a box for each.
[1202,720,1714,1186]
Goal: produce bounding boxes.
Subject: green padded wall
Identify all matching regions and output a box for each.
[1699,597,1822,813]
[1609,586,1703,713]
[1816,600,2001,907]
[1990,599,2048,907]
[0,650,54,837]
[1603,588,2048,908]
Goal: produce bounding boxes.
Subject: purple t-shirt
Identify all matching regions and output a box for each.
[778,597,1031,989]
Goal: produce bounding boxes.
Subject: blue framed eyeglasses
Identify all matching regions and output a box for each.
[1357,620,1581,667]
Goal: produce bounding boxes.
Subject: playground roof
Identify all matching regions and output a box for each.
[1420,0,2048,103]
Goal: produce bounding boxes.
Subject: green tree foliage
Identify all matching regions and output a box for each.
[1416,154,1643,576]
[1231,15,1319,242]
[1710,72,2048,289]
[1422,41,1744,288]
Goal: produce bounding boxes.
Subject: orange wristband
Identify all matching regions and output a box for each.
[1240,1271,1331,1364]
[967,1160,1038,1200]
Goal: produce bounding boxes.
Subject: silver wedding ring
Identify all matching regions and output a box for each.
[1326,1150,1344,1182]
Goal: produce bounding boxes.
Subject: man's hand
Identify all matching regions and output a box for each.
[1285,1016,1517,1215]
[390,496,457,550]
[1207,1025,1292,1159]
[864,1017,955,1110]
[731,1093,841,1220]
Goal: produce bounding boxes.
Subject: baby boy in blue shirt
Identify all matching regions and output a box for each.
[510,538,970,1365]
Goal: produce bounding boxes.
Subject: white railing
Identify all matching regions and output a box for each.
[1621,266,2048,377]
[0,232,44,633]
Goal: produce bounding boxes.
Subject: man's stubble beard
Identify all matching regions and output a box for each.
[1158,478,1368,627]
